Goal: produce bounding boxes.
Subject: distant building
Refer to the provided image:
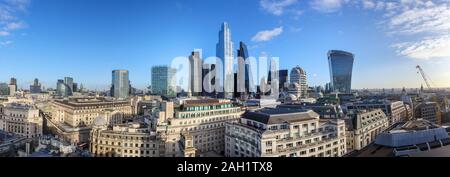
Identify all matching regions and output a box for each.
[345,109,389,152]
[56,78,73,97]
[202,64,216,97]
[111,70,130,99]
[216,22,234,99]
[225,108,347,157]
[0,102,43,138]
[189,50,203,96]
[290,66,308,98]
[30,78,42,94]
[237,41,253,99]
[328,50,354,93]
[151,66,177,98]
[64,77,74,93]
[344,100,408,125]
[0,83,9,95]
[415,102,440,124]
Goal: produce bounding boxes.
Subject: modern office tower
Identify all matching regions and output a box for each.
[56,79,67,96]
[0,83,9,95]
[111,70,130,99]
[0,102,43,138]
[225,108,347,157]
[50,97,132,143]
[30,78,42,94]
[202,64,216,97]
[237,41,253,98]
[9,77,17,86]
[72,82,78,92]
[151,99,243,157]
[328,50,354,94]
[8,77,17,96]
[151,66,177,97]
[189,50,203,96]
[290,66,308,98]
[216,22,234,99]
[345,109,389,152]
[415,102,440,124]
[64,77,74,93]
[90,117,163,157]
[268,69,288,92]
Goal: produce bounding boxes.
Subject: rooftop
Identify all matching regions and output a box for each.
[243,108,319,124]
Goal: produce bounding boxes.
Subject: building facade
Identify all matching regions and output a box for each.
[216,22,234,99]
[90,117,163,157]
[415,102,440,124]
[0,103,43,138]
[189,50,203,96]
[225,108,347,157]
[290,66,308,98]
[111,70,130,99]
[151,66,177,97]
[49,97,132,143]
[345,109,389,152]
[328,50,354,94]
[30,78,42,94]
[152,99,243,157]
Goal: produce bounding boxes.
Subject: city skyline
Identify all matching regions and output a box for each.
[1,0,450,90]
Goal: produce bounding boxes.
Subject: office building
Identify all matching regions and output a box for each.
[64,77,74,93]
[344,100,408,125]
[0,102,43,138]
[8,77,17,96]
[151,99,243,157]
[345,109,389,152]
[328,50,354,93]
[237,41,253,98]
[225,108,347,157]
[30,78,42,94]
[111,70,130,99]
[189,50,203,96]
[202,64,216,97]
[151,66,177,97]
[90,117,163,157]
[415,102,440,124]
[49,97,132,143]
[216,22,234,99]
[289,66,308,98]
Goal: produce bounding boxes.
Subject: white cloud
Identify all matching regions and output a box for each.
[0,31,10,36]
[0,40,13,46]
[310,0,345,13]
[382,1,450,60]
[362,0,375,9]
[4,21,26,30]
[252,26,284,42]
[260,0,298,16]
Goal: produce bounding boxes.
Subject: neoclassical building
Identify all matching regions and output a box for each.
[152,99,244,157]
[49,97,132,143]
[345,109,389,152]
[225,108,347,157]
[0,102,43,138]
[90,116,163,157]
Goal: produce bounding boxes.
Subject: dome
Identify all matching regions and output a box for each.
[93,115,108,127]
[290,66,306,75]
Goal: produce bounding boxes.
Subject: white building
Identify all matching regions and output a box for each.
[0,102,43,138]
[225,108,347,157]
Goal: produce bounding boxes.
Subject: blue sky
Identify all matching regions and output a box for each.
[0,0,449,90]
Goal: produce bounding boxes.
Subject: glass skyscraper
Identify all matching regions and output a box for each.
[237,41,252,97]
[216,22,234,99]
[151,66,176,97]
[111,70,130,99]
[328,50,354,94]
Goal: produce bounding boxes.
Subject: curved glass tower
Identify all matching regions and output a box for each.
[328,50,354,94]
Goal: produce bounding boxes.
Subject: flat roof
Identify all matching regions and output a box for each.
[243,108,319,124]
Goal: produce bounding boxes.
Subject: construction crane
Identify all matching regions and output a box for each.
[416,65,433,89]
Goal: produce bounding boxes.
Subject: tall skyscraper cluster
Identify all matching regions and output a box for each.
[56,77,78,97]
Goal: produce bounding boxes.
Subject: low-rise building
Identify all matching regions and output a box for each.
[415,102,440,124]
[49,97,132,143]
[225,108,347,157]
[0,103,43,138]
[345,109,389,152]
[90,116,163,157]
